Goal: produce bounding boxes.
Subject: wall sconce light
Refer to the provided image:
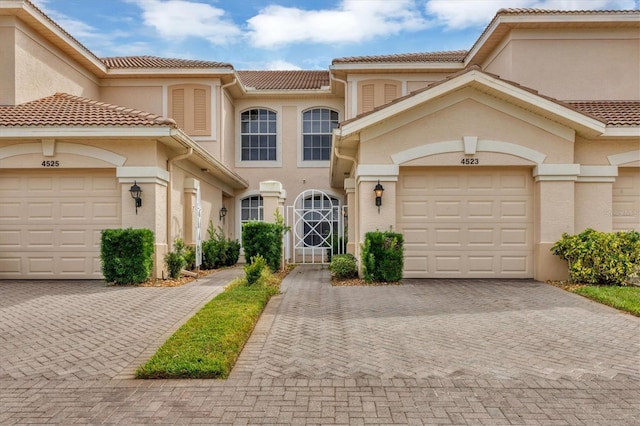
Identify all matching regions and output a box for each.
[374,180,384,213]
[129,181,142,215]
[219,206,228,222]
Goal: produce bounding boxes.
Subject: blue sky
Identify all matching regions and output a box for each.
[32,0,639,70]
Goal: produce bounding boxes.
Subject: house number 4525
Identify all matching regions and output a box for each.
[41,160,60,167]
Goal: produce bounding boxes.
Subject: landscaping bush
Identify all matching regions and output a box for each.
[201,221,241,269]
[361,230,404,283]
[242,213,288,271]
[183,245,196,271]
[101,228,154,285]
[244,254,267,286]
[551,229,640,286]
[164,238,187,279]
[329,253,358,280]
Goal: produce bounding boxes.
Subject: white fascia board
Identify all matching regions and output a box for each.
[243,89,333,96]
[330,62,465,72]
[106,69,235,77]
[0,127,172,138]
[602,127,640,138]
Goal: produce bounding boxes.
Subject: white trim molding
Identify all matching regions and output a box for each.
[577,165,618,183]
[533,164,581,181]
[116,166,170,185]
[0,141,126,166]
[608,150,640,166]
[355,164,399,182]
[391,138,546,165]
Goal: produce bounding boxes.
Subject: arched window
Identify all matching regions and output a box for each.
[241,195,263,223]
[241,109,277,161]
[302,108,338,161]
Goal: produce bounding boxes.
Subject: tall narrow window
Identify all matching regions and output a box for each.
[241,109,277,161]
[241,195,263,223]
[302,108,339,161]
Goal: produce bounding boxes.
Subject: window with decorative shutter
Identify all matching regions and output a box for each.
[362,84,375,113]
[357,79,401,114]
[168,85,211,136]
[384,84,398,104]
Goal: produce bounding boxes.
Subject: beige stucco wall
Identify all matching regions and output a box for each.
[100,85,163,116]
[484,29,640,100]
[575,137,640,165]
[12,18,99,104]
[358,95,574,165]
[0,22,16,106]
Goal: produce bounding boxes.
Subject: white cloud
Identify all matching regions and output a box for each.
[265,60,302,70]
[425,0,638,29]
[128,0,242,45]
[247,0,430,48]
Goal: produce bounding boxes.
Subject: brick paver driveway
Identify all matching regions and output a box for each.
[1,265,639,424]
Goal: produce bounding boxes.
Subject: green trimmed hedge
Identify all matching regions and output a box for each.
[101,228,154,284]
[329,253,358,279]
[201,222,240,269]
[551,229,640,286]
[242,220,286,271]
[361,231,404,282]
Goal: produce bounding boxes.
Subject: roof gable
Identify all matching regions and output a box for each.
[336,66,607,140]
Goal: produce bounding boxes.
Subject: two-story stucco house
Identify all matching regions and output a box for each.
[1,1,638,281]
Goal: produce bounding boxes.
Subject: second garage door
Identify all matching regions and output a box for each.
[0,170,121,279]
[397,167,534,278]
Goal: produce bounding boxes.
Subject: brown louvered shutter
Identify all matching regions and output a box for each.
[362,84,375,113]
[384,84,398,104]
[193,88,207,132]
[171,89,185,129]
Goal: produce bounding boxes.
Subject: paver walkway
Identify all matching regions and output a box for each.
[1,265,639,424]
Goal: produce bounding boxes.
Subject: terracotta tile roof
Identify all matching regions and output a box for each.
[0,93,176,127]
[496,8,639,15]
[237,71,330,90]
[568,101,640,126]
[332,50,467,65]
[101,56,233,69]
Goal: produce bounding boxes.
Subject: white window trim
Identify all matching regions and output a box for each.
[235,107,282,168]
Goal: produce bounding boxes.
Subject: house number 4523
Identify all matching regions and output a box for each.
[41,160,60,167]
[460,158,479,165]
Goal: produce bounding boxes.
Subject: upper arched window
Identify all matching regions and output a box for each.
[302,108,339,161]
[241,109,277,161]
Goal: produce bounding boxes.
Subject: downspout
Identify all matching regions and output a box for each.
[166,148,193,246]
[218,78,237,163]
[330,74,350,119]
[333,147,357,173]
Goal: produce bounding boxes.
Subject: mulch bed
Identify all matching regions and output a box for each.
[139,269,217,287]
[546,280,587,291]
[331,277,401,286]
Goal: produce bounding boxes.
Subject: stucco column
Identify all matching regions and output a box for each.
[344,178,356,255]
[117,167,170,279]
[533,164,579,281]
[355,165,399,261]
[183,178,199,246]
[575,166,617,233]
[259,180,285,224]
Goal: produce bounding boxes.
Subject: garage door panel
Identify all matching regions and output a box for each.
[398,167,533,278]
[0,170,120,279]
[613,168,639,231]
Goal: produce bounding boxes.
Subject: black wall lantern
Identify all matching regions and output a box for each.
[374,180,384,213]
[129,181,142,214]
[219,206,228,222]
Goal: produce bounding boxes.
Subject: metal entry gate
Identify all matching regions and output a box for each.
[286,189,344,264]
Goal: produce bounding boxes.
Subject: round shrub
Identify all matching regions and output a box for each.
[329,254,358,280]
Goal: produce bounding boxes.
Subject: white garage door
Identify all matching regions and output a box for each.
[0,170,121,279]
[613,167,640,232]
[397,167,534,278]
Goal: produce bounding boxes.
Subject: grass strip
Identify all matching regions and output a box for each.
[572,285,640,317]
[136,275,279,379]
